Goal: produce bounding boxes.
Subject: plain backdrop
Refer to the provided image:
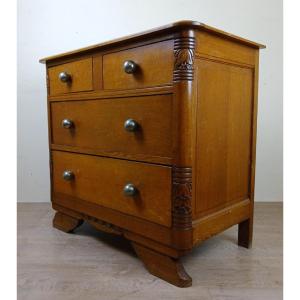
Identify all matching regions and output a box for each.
[17,0,283,202]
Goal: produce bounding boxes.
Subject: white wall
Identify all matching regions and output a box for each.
[17,0,283,202]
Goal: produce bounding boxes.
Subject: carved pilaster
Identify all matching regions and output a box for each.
[172,32,195,167]
[173,37,195,82]
[172,167,192,230]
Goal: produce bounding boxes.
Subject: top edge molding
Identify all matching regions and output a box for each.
[40,20,266,63]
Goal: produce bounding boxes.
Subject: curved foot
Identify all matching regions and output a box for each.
[132,242,192,287]
[53,211,83,233]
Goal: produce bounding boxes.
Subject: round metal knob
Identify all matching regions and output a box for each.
[124,119,139,132]
[123,60,137,74]
[62,119,73,129]
[123,183,138,197]
[62,170,74,181]
[58,72,71,83]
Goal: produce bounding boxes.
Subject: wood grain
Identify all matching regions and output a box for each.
[40,22,265,288]
[194,58,254,218]
[196,31,256,66]
[103,40,173,90]
[48,58,93,95]
[40,20,265,63]
[192,199,250,246]
[52,151,172,227]
[52,203,187,258]
[246,49,261,249]
[132,242,192,287]
[50,95,173,162]
[50,144,173,165]
[51,200,174,248]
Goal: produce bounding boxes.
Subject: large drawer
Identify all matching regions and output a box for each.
[52,151,172,227]
[103,40,173,90]
[50,95,173,162]
[48,58,93,95]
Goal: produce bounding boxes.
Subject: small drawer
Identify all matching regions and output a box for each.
[50,94,173,163]
[48,58,93,96]
[103,40,173,90]
[52,151,172,227]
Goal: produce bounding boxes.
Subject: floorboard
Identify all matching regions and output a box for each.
[17,202,283,300]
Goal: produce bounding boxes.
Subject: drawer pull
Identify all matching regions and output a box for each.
[124,119,139,132]
[123,183,138,197]
[62,170,74,181]
[123,60,137,74]
[58,72,71,83]
[62,119,74,129]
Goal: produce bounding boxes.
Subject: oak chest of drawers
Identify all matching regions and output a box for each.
[40,21,265,287]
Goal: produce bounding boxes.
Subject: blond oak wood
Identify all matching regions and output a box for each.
[196,31,256,66]
[124,231,188,258]
[194,59,253,218]
[132,242,192,287]
[241,49,261,249]
[48,58,93,95]
[40,21,265,287]
[172,30,196,167]
[50,144,173,165]
[92,54,103,90]
[48,85,173,102]
[39,20,265,64]
[192,199,251,246]
[50,95,173,162]
[103,40,173,90]
[51,200,176,249]
[52,151,172,227]
[51,202,187,258]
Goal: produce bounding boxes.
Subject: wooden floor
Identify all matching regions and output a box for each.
[17,202,282,300]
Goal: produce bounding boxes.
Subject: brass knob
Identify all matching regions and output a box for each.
[124,119,139,132]
[58,72,71,83]
[62,170,74,181]
[123,60,137,74]
[62,119,73,129]
[123,183,138,197]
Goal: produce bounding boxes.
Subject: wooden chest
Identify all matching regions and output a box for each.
[40,21,265,287]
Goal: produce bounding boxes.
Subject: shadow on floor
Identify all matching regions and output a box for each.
[71,218,238,263]
[74,221,136,257]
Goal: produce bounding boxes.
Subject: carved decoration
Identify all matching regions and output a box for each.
[173,37,195,82]
[172,167,192,230]
[81,213,123,235]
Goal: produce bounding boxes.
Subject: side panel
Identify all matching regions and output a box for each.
[194,59,254,218]
[196,31,256,66]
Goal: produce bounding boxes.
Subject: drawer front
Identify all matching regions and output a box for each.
[103,40,173,90]
[52,151,172,227]
[48,58,93,95]
[51,95,173,161]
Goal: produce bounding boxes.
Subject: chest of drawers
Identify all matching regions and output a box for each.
[40,21,265,287]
